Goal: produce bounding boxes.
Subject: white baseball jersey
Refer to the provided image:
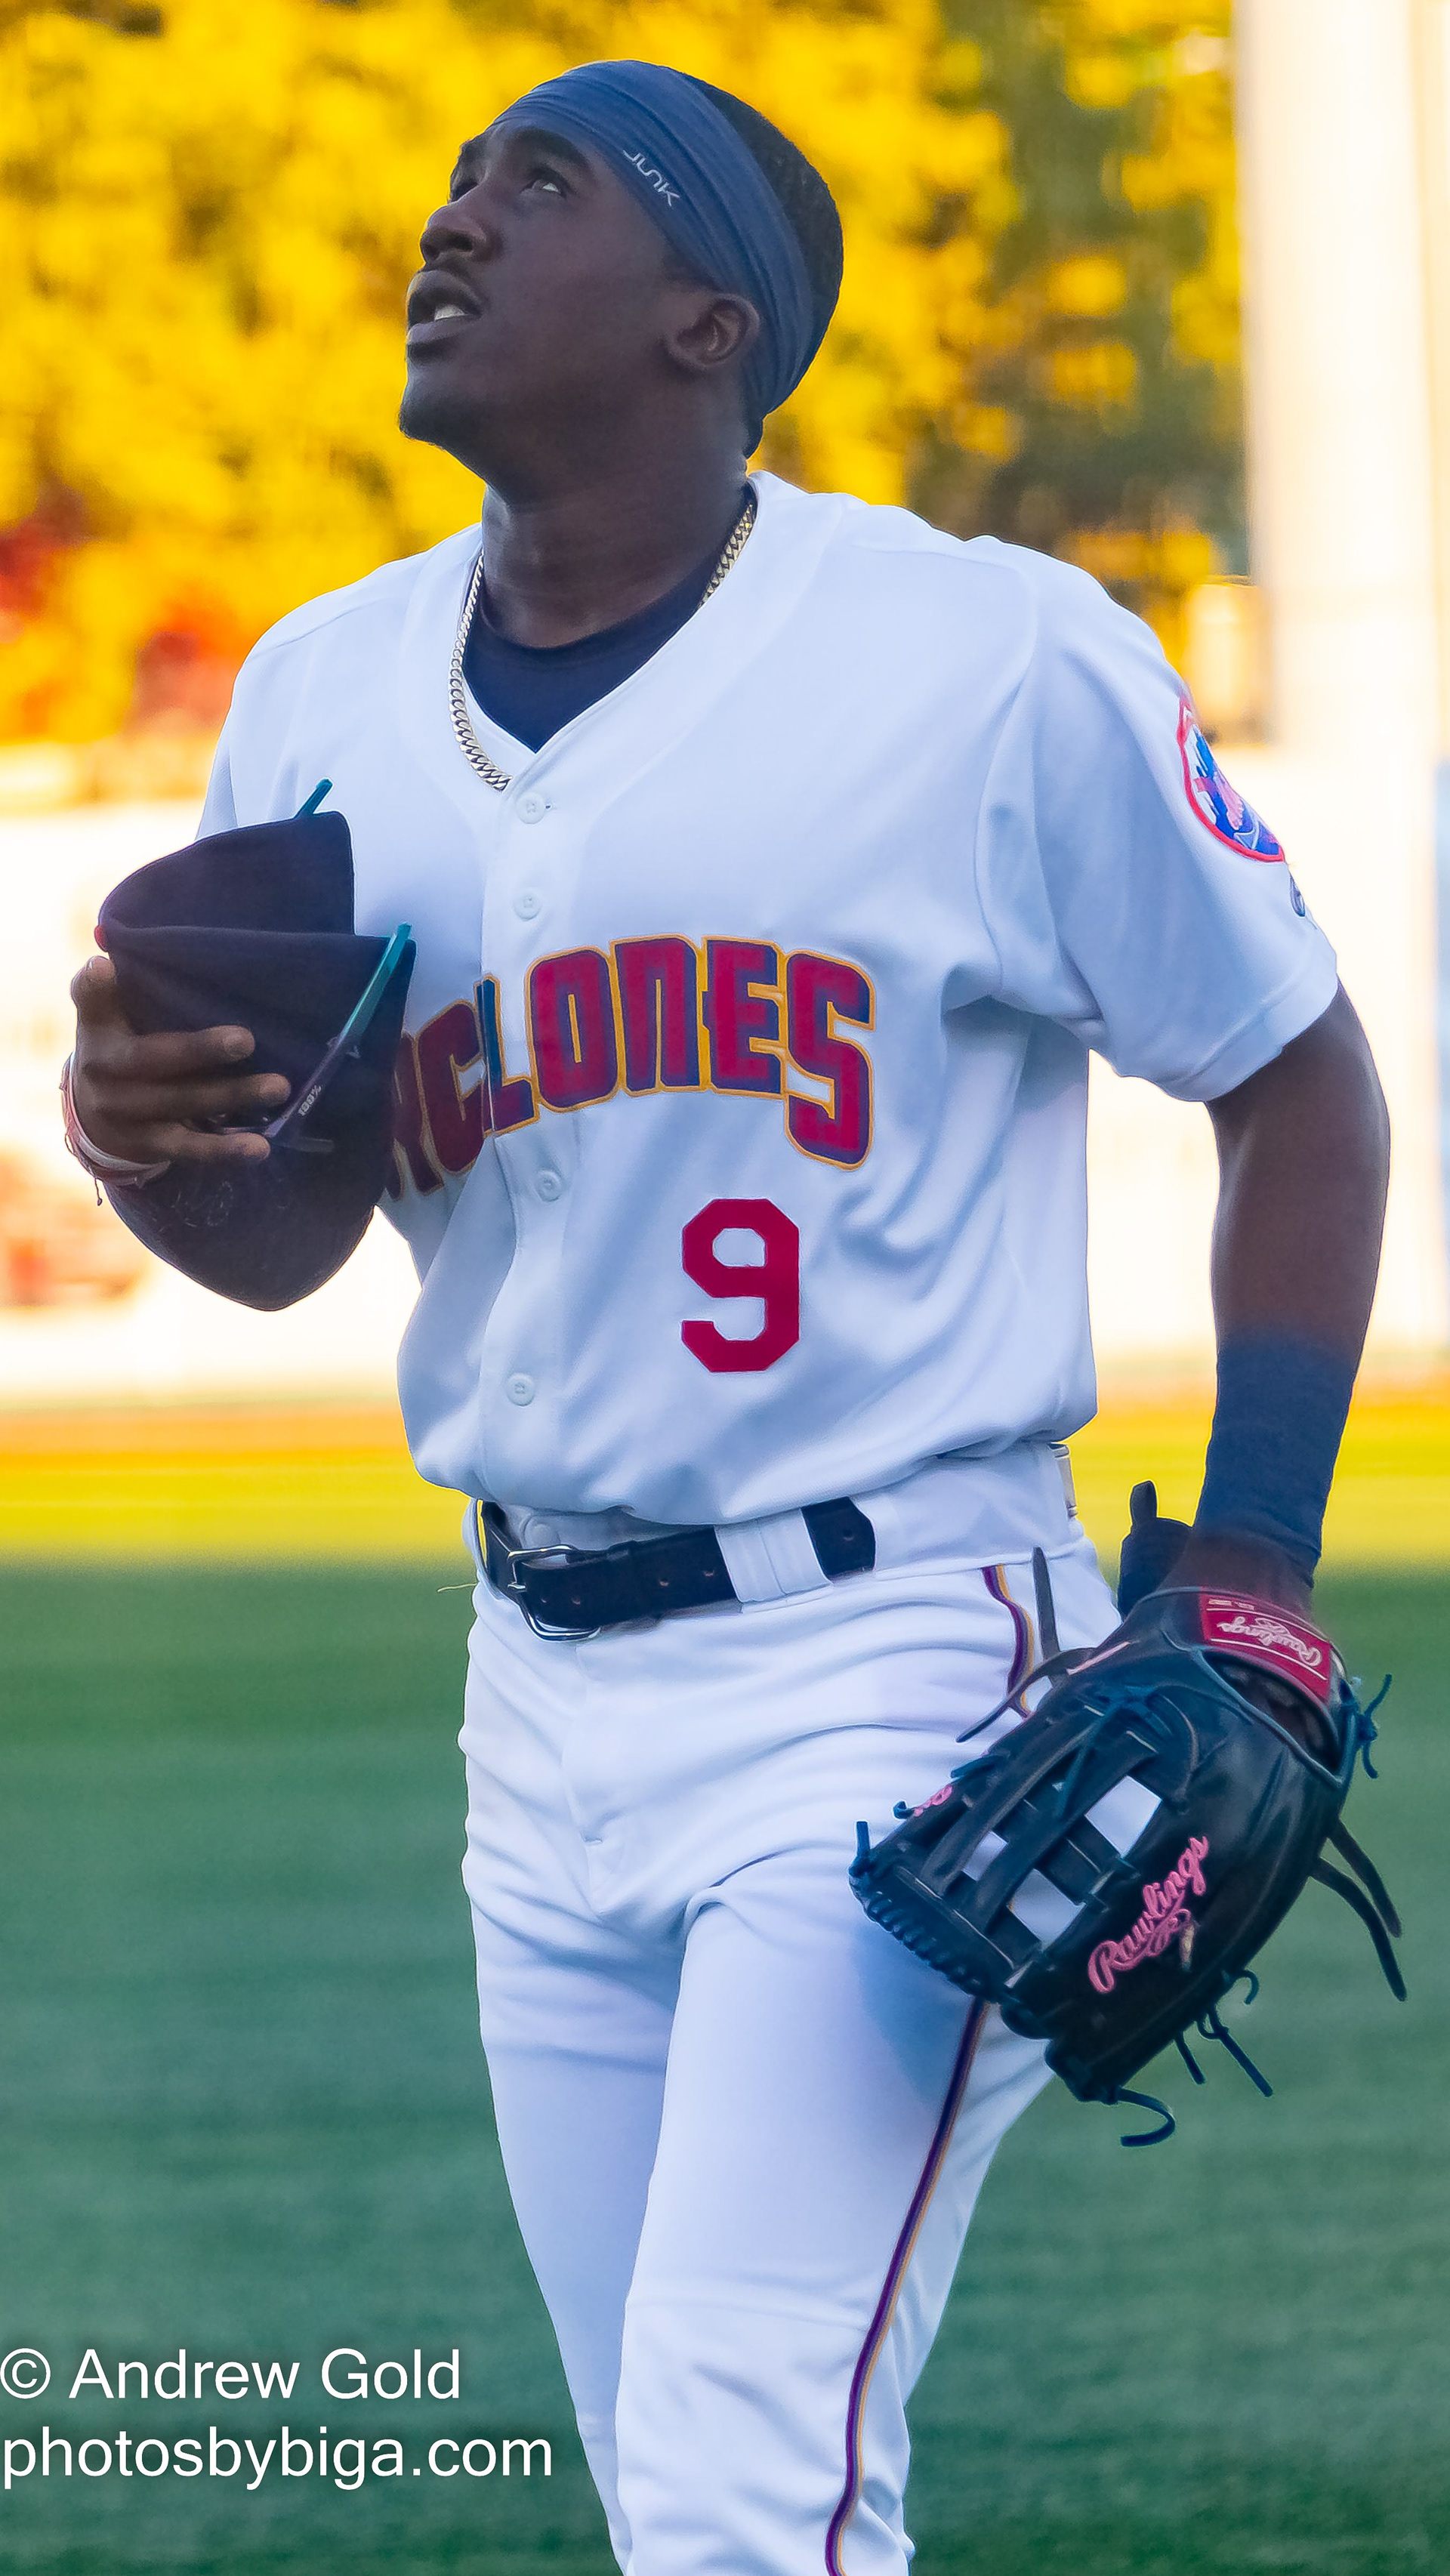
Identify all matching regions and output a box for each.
[201,470,1336,1530]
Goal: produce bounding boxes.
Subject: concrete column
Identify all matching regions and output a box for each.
[1421,4,1450,1269]
[1412,0,1450,755]
[1232,0,1448,1352]
[1236,0,1439,757]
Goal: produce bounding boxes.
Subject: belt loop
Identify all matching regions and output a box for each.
[714,1508,833,1606]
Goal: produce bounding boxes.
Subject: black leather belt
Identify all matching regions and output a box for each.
[480,1496,876,1639]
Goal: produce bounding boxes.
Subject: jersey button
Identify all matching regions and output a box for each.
[534,1170,563,1202]
[514,889,542,920]
[517,791,547,823]
[505,1373,535,1407]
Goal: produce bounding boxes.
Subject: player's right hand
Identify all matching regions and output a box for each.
[69,951,292,1165]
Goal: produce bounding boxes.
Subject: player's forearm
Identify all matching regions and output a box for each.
[1175,985,1390,1607]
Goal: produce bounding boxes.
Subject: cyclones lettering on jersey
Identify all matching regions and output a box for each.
[386,936,875,1197]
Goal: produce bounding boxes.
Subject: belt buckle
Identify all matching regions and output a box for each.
[485,1511,603,1641]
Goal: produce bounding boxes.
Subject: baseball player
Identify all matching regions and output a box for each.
[66,61,1389,2576]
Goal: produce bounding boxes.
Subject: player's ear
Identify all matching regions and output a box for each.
[664,287,759,384]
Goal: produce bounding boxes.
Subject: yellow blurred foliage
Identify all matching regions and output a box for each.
[0,0,1239,745]
[1044,252,1128,319]
[1047,338,1138,408]
[932,0,1239,622]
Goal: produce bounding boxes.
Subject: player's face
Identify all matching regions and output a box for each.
[400,122,711,479]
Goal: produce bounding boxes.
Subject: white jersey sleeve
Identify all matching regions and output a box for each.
[197,729,239,838]
[972,554,1337,1100]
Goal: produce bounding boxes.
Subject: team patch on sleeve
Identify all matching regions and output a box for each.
[1177,699,1283,859]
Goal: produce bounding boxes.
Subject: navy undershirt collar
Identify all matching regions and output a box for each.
[461,531,728,754]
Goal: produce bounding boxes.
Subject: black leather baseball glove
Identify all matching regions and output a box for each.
[850,1525,1402,2143]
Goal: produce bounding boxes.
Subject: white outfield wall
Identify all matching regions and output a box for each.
[0,761,1439,1411]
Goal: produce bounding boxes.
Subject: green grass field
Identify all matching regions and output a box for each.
[0,1561,1445,2575]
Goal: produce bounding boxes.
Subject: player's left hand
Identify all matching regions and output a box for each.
[1112,1480,1311,1624]
[69,949,292,1166]
[850,1559,1404,2148]
[1166,1529,1312,1618]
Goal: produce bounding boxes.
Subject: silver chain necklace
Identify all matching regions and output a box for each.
[448,487,758,792]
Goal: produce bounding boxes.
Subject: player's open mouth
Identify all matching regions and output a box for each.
[406,275,485,347]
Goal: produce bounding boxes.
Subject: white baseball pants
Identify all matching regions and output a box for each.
[460,1460,1118,2576]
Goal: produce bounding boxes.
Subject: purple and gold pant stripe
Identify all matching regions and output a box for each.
[823,1561,1035,2567]
[823,1998,989,2574]
[982,1560,1034,1694]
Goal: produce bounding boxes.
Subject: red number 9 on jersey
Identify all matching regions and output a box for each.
[680,1199,801,1374]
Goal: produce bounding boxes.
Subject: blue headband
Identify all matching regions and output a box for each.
[493,60,820,429]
